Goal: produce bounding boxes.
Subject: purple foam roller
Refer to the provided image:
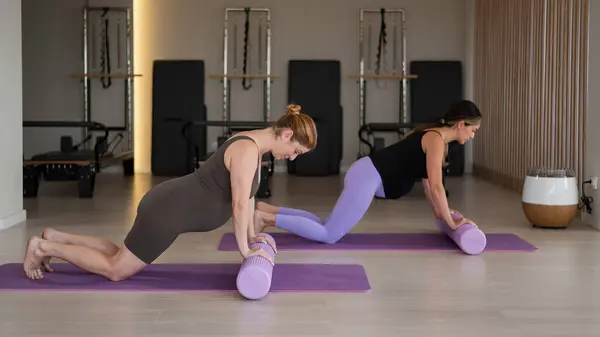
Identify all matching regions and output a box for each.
[236,233,277,299]
[435,211,487,255]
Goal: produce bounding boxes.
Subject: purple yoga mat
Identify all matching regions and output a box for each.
[0,263,371,293]
[218,233,537,252]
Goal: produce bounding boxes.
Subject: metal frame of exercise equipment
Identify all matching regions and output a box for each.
[209,7,276,137]
[350,8,418,158]
[72,6,140,156]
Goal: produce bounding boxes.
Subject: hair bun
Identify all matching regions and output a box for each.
[286,104,301,115]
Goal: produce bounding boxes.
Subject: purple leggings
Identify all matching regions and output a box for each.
[275,156,385,243]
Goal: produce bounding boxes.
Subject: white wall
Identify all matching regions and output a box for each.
[0,0,27,230]
[583,0,600,229]
[23,0,467,172]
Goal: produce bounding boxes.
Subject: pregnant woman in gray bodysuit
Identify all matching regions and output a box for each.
[23,104,317,281]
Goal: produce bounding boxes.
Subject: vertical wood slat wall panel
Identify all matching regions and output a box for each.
[472,0,588,192]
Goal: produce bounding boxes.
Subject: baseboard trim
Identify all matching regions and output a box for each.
[0,209,27,231]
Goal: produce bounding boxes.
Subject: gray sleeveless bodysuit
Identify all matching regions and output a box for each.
[124,136,260,264]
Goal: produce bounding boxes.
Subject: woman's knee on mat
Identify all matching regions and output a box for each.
[106,245,147,282]
[318,229,346,244]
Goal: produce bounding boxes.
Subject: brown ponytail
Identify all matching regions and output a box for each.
[403,100,482,139]
[403,121,445,138]
[273,104,317,150]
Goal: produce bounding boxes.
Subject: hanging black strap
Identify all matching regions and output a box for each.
[100,7,112,89]
[375,8,387,75]
[242,7,252,90]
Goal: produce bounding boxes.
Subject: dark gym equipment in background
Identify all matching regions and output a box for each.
[151,57,274,199]
[23,6,138,199]
[287,60,343,176]
[410,60,465,176]
[151,60,207,176]
[22,121,132,198]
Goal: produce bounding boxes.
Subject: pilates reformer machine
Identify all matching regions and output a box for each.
[22,121,114,198]
[23,6,139,198]
[350,8,419,158]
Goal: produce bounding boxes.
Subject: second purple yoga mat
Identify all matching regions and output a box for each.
[218,233,537,252]
[0,263,370,293]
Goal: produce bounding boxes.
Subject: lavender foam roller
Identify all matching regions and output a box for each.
[435,211,486,255]
[236,233,277,300]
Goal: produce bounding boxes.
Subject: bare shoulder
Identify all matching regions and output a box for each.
[421,130,444,154]
[224,138,259,171]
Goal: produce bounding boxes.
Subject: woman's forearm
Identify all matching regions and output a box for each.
[423,182,441,218]
[232,200,250,256]
[429,184,455,227]
[247,198,256,239]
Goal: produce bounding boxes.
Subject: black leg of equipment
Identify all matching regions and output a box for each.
[23,165,40,198]
[77,164,96,198]
[122,157,134,176]
[329,105,343,175]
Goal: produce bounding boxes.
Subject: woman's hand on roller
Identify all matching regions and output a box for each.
[244,247,275,265]
[447,210,477,229]
[249,235,278,254]
[451,217,477,230]
[450,209,462,218]
[463,217,478,228]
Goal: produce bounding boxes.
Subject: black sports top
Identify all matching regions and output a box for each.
[368,130,441,199]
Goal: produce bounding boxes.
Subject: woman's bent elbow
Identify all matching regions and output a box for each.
[232,200,249,212]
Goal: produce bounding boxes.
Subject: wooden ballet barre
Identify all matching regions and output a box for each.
[347,74,419,79]
[70,73,143,78]
[208,74,280,79]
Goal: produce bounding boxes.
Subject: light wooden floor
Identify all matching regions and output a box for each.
[1,172,600,337]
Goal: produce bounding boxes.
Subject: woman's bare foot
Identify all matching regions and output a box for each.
[23,236,46,280]
[40,228,57,272]
[254,209,276,234]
